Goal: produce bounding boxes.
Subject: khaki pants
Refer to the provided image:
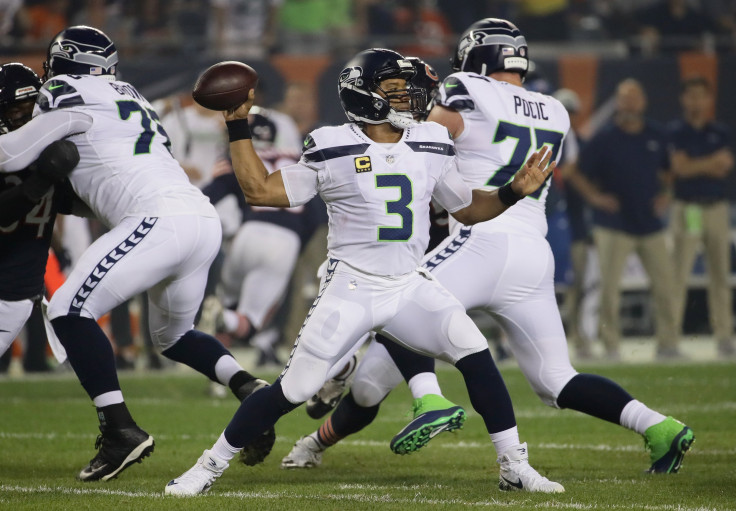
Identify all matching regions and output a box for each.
[564,240,591,354]
[670,200,732,341]
[592,227,678,354]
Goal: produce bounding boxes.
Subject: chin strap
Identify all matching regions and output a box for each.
[387,110,417,129]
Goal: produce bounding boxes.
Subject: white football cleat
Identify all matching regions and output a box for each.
[280,436,324,469]
[165,450,229,496]
[497,443,565,494]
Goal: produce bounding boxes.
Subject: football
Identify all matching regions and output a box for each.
[192,61,258,111]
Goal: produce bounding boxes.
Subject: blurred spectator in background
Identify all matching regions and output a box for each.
[210,0,281,57]
[14,0,70,47]
[161,94,227,189]
[637,0,717,54]
[395,0,453,57]
[668,77,734,356]
[574,79,681,360]
[553,88,594,359]
[278,0,357,55]
[516,0,571,41]
[276,81,319,138]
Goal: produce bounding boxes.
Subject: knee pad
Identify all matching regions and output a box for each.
[280,352,332,404]
[445,310,488,356]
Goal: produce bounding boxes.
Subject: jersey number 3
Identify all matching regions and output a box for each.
[487,121,563,199]
[376,174,413,242]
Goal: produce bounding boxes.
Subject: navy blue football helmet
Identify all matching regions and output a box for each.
[451,18,528,78]
[338,48,425,129]
[43,25,118,81]
[406,57,440,119]
[0,63,42,132]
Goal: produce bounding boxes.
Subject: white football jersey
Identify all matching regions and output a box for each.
[437,72,570,236]
[280,122,471,276]
[33,75,216,227]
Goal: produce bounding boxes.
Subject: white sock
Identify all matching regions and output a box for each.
[222,309,240,333]
[490,426,519,457]
[214,355,242,386]
[93,390,124,408]
[407,372,442,399]
[211,431,241,462]
[619,400,667,434]
[308,431,327,451]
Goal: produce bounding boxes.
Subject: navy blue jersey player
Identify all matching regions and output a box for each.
[0,62,81,362]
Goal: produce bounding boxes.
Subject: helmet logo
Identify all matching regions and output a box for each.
[339,66,363,87]
[15,86,36,97]
[424,64,439,81]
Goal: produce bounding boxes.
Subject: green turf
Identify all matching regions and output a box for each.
[0,361,734,510]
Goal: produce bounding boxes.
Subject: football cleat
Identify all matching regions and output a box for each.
[644,416,695,474]
[165,450,228,496]
[497,443,565,493]
[280,436,324,469]
[306,354,357,419]
[233,377,276,466]
[390,394,466,455]
[77,425,154,481]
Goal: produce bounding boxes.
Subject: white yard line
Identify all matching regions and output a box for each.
[0,431,732,456]
[0,484,730,511]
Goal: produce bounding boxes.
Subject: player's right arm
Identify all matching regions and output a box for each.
[0,110,91,172]
[224,91,291,208]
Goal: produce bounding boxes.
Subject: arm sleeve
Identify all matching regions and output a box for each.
[432,159,473,213]
[280,162,320,207]
[0,110,92,172]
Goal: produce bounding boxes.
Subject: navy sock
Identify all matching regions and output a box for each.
[455,349,516,433]
[557,373,634,424]
[375,333,435,381]
[224,379,298,448]
[329,391,380,438]
[162,329,231,382]
[97,403,136,429]
[51,315,121,399]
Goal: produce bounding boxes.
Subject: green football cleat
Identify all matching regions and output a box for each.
[644,416,695,474]
[390,394,466,455]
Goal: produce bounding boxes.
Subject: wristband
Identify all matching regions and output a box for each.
[226,119,252,142]
[498,183,524,207]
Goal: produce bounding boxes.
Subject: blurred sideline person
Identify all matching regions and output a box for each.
[165,47,564,496]
[573,79,681,360]
[0,62,82,371]
[0,26,272,481]
[282,19,694,477]
[668,77,734,356]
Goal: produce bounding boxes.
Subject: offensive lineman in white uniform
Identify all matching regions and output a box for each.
[166,48,564,495]
[285,19,695,476]
[0,26,273,481]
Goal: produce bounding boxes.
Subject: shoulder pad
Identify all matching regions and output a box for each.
[437,76,475,112]
[37,77,85,112]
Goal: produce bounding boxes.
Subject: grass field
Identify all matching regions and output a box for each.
[0,360,734,510]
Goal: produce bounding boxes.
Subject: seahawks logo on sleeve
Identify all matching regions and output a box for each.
[437,76,475,112]
[36,79,85,112]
